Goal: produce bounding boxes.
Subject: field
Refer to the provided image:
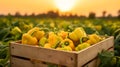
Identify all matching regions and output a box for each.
[0,16,120,67]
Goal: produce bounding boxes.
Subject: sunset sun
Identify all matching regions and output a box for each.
[54,0,76,12]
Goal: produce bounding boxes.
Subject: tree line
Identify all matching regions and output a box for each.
[0,10,120,19]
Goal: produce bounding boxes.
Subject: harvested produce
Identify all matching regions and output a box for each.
[21,27,103,51]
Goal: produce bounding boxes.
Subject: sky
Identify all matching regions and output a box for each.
[0,0,120,16]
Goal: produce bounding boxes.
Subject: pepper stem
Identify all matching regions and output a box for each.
[64,41,69,46]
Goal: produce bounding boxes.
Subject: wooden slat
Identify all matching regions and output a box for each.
[77,36,114,67]
[10,36,114,67]
[83,58,100,67]
[11,57,48,67]
[83,45,114,67]
[10,43,77,67]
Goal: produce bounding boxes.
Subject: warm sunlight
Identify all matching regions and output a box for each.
[54,0,76,12]
[0,0,120,16]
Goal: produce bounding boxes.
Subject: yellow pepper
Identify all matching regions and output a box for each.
[44,43,51,48]
[27,27,45,40]
[27,27,40,34]
[87,34,102,45]
[69,32,78,41]
[60,38,75,50]
[22,33,38,45]
[32,30,45,40]
[56,46,72,51]
[48,32,62,48]
[58,30,68,39]
[74,27,87,38]
[69,27,87,41]
[23,24,33,31]
[85,40,92,45]
[50,22,55,28]
[11,26,22,35]
[75,43,90,51]
[94,25,102,31]
[39,36,47,47]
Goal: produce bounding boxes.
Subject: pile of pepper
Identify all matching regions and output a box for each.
[22,27,104,51]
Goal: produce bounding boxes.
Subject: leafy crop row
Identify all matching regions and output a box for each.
[0,17,120,67]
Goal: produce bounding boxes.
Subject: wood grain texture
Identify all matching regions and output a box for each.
[10,42,77,67]
[11,57,48,67]
[10,36,114,67]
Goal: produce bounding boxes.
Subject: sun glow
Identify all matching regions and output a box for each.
[54,0,76,12]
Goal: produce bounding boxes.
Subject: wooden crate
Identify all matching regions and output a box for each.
[10,36,114,67]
